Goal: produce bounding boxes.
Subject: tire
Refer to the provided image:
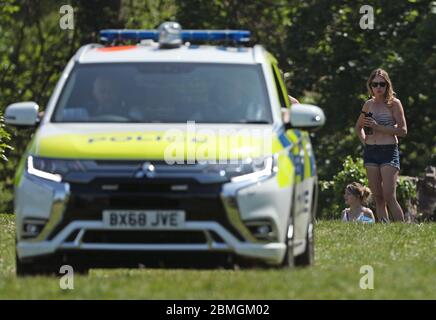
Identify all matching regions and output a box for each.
[294,221,314,267]
[16,254,35,276]
[16,254,57,276]
[72,265,90,275]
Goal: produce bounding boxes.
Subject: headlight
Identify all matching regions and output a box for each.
[26,156,84,182]
[196,156,275,182]
[230,156,275,183]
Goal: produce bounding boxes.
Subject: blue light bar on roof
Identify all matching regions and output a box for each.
[181,30,250,42]
[99,29,250,43]
[100,30,159,42]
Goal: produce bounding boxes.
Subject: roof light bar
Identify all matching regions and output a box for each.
[100,25,250,44]
[100,30,159,43]
[181,30,250,43]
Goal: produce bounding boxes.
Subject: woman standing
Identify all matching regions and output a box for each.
[355,69,408,222]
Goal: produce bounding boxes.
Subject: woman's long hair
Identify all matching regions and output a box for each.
[346,182,372,206]
[366,68,395,106]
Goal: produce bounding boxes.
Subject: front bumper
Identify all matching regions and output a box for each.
[15,163,290,266]
[17,220,286,265]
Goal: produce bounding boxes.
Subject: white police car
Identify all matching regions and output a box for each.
[5,22,325,275]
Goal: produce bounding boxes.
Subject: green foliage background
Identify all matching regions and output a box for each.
[0,0,435,215]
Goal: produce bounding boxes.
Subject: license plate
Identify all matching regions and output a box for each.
[103,210,185,229]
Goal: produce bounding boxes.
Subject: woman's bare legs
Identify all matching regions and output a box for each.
[381,165,405,221]
[366,166,389,221]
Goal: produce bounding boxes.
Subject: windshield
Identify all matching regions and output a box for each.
[52,63,272,123]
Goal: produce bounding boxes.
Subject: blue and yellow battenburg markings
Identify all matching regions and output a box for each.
[302,132,317,177]
[277,128,316,183]
[291,129,305,183]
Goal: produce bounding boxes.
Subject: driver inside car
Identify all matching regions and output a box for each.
[90,75,125,118]
[60,75,127,122]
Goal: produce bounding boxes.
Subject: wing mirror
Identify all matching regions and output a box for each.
[4,102,39,127]
[282,103,326,131]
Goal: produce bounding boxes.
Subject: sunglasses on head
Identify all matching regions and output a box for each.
[371,81,386,88]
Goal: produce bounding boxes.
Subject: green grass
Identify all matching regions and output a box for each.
[0,213,435,299]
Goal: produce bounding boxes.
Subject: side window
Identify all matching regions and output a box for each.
[271,64,289,108]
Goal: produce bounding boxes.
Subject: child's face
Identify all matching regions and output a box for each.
[344,189,359,206]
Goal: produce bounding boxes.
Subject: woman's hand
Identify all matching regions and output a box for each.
[363,117,380,130]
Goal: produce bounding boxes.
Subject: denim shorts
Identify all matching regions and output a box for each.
[363,144,400,170]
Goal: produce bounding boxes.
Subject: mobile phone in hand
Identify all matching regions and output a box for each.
[362,111,373,135]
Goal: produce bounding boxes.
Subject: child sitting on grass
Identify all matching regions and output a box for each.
[342,182,375,223]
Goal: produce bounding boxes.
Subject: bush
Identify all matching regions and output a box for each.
[0,112,11,162]
[396,177,417,210]
[318,156,418,220]
[319,156,367,219]
[0,112,13,213]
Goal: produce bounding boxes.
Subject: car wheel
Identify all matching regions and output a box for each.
[15,254,57,276]
[16,254,35,276]
[294,221,314,267]
[72,265,90,275]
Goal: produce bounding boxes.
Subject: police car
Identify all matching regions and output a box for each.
[5,22,325,275]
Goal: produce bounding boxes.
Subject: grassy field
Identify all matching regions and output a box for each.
[0,213,435,299]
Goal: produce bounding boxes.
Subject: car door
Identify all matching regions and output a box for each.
[270,61,314,254]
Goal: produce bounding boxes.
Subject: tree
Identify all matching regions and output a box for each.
[0,0,123,212]
[283,0,436,179]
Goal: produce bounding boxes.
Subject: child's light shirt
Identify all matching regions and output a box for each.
[342,208,374,223]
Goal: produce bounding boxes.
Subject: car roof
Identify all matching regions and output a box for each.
[77,43,265,64]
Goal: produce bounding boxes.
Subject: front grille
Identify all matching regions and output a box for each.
[49,177,244,241]
[72,177,223,194]
[82,230,207,244]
